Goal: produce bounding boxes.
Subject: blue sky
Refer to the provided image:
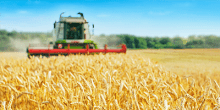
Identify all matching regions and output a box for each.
[0,0,220,37]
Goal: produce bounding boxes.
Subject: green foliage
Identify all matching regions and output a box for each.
[159,37,171,45]
[124,35,135,48]
[164,42,173,48]
[153,37,160,44]
[7,30,17,38]
[134,37,147,49]
[0,30,7,35]
[172,37,185,49]
[145,37,154,48]
[159,37,173,48]
[118,34,220,49]
[204,35,220,48]
[185,39,204,48]
[154,43,164,49]
[188,35,196,41]
[184,35,220,48]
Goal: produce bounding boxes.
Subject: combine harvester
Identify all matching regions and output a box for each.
[26,12,126,58]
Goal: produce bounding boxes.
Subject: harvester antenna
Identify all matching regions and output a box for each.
[92,24,94,36]
[60,12,65,20]
[77,12,84,19]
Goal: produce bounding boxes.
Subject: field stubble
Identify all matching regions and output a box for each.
[128,49,220,77]
[0,50,219,109]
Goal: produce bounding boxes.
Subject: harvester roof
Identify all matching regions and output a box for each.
[60,17,87,23]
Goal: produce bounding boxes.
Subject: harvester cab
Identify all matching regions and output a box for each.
[27,12,126,58]
[53,12,97,49]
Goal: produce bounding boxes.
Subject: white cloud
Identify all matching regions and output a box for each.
[18,10,28,14]
[148,11,171,16]
[97,14,110,17]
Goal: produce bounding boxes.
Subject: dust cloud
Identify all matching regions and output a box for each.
[9,38,48,52]
[8,34,122,52]
[91,35,122,49]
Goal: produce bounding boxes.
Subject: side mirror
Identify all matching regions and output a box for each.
[54,21,56,28]
[49,42,53,44]
[92,24,94,36]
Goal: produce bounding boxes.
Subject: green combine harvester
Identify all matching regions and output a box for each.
[27,12,127,58]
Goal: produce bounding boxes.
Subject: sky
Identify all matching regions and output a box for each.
[0,0,220,37]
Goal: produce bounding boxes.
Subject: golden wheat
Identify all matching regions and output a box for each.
[0,53,219,109]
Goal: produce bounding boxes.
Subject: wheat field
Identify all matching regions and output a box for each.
[0,52,220,109]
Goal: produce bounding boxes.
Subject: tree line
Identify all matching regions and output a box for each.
[117,34,220,49]
[1,29,220,51]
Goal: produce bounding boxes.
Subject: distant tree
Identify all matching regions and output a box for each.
[204,35,220,48]
[185,39,204,48]
[194,40,204,45]
[134,37,147,49]
[145,37,155,48]
[134,37,140,48]
[188,35,196,41]
[125,35,135,48]
[153,37,164,49]
[7,30,17,38]
[172,36,184,49]
[153,37,160,44]
[165,42,173,48]
[139,38,147,49]
[0,30,7,35]
[154,43,164,49]
[159,37,171,45]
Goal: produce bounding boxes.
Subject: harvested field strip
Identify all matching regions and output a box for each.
[128,49,220,76]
